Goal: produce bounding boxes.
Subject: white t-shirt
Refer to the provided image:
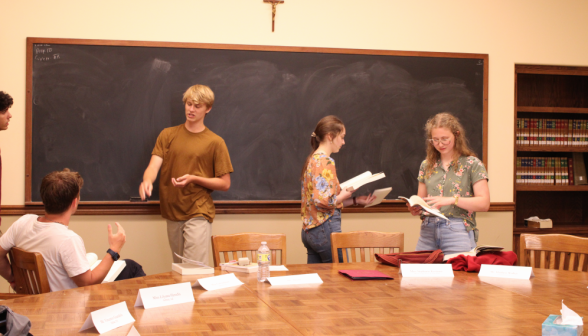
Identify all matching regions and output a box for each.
[0,214,90,292]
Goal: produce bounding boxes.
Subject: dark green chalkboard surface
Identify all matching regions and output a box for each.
[25,38,487,213]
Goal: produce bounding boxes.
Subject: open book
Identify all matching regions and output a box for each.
[340,171,385,191]
[443,245,504,261]
[86,253,126,283]
[398,195,448,220]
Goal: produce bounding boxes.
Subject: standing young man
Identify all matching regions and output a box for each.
[139,85,233,264]
[0,91,14,231]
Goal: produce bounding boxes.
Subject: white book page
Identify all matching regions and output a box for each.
[103,260,126,283]
[340,171,371,190]
[364,187,392,208]
[398,195,448,220]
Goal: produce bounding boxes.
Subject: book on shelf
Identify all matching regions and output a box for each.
[86,253,126,283]
[516,156,574,185]
[443,245,504,261]
[524,216,553,229]
[398,195,448,220]
[572,153,587,185]
[339,171,385,191]
[516,118,588,147]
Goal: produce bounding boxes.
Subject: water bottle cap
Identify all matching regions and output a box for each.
[261,241,267,244]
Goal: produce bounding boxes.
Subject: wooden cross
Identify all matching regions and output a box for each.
[264,0,284,32]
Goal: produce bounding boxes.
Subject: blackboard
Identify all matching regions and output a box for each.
[25,38,488,212]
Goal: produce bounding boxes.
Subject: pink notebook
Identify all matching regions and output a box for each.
[338,270,394,280]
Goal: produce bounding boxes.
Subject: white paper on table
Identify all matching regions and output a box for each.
[269,265,288,271]
[399,264,454,278]
[127,325,141,336]
[80,301,135,334]
[134,282,194,309]
[364,187,392,208]
[173,253,213,268]
[554,300,584,325]
[267,273,323,285]
[478,264,534,279]
[194,273,244,291]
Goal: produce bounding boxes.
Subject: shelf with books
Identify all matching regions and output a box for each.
[514,64,588,258]
[517,146,588,152]
[516,185,588,191]
[517,106,588,114]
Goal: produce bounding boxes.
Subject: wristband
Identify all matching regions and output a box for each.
[454,195,460,205]
[107,248,120,261]
[353,197,357,206]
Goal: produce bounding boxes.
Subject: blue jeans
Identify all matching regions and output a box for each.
[415,217,476,255]
[301,210,343,263]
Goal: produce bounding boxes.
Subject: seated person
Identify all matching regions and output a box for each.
[0,168,145,292]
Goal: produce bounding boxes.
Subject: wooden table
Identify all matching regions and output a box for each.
[1,263,587,335]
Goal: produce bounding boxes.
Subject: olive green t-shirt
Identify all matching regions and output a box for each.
[152,125,233,222]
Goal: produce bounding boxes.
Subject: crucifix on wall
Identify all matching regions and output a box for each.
[264,0,284,32]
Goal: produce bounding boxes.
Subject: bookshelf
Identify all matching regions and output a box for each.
[514,65,588,257]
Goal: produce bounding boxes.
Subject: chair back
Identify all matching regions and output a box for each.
[331,231,404,263]
[520,234,588,272]
[9,247,51,294]
[211,233,286,267]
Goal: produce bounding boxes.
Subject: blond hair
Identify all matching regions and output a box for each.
[182,84,215,108]
[424,112,476,177]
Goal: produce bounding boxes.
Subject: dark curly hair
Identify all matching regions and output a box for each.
[0,91,13,113]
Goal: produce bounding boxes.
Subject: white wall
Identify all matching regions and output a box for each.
[2,0,588,290]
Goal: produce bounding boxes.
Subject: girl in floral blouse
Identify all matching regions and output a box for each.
[300,116,375,263]
[407,113,490,255]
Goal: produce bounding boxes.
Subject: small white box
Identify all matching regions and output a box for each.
[172,263,214,275]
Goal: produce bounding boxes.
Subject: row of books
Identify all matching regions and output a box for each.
[516,118,588,146]
[516,155,587,185]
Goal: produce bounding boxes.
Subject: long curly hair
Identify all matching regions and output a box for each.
[423,112,476,177]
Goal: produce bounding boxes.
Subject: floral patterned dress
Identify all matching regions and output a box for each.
[417,156,489,240]
[301,153,342,231]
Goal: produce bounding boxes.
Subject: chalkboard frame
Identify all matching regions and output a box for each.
[24,37,489,215]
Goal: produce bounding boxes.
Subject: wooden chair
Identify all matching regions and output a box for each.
[211,233,286,267]
[520,234,588,272]
[331,231,404,263]
[8,247,51,294]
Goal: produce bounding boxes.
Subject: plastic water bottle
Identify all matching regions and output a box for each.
[257,241,271,282]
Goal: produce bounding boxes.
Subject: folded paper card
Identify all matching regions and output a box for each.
[400,264,454,278]
[134,282,195,309]
[127,325,140,336]
[267,273,323,285]
[80,301,135,334]
[194,273,244,291]
[478,264,534,279]
[338,270,393,280]
[269,265,288,271]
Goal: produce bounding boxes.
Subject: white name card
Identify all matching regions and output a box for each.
[127,325,140,336]
[400,264,454,278]
[194,273,244,291]
[267,273,323,285]
[80,301,135,334]
[269,265,289,271]
[134,282,194,309]
[478,264,535,279]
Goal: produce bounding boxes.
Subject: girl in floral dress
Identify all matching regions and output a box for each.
[407,113,490,255]
[300,116,375,263]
